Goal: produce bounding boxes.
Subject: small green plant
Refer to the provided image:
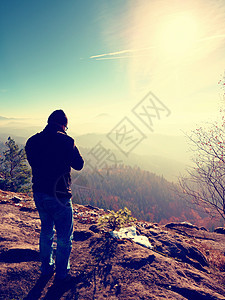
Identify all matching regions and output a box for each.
[98,207,137,231]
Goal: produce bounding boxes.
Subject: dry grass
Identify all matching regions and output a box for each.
[199,245,225,272]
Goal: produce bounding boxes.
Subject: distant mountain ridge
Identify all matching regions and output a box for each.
[0,120,190,180]
[0,116,11,120]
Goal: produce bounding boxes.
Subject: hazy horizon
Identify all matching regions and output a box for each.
[0,116,193,182]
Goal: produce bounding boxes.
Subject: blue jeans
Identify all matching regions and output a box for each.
[34,193,73,279]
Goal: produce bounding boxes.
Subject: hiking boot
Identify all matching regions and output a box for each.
[54,273,73,285]
[40,265,55,280]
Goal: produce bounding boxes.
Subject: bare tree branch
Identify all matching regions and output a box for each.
[179,111,225,221]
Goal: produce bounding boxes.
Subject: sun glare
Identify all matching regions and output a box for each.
[158,14,198,58]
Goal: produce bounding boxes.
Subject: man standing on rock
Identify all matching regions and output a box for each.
[25,109,84,282]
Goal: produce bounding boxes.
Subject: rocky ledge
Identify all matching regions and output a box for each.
[0,190,225,299]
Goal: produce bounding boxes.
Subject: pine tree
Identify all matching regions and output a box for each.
[0,137,31,192]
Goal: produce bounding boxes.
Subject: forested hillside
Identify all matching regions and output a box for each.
[0,142,6,154]
[71,165,225,230]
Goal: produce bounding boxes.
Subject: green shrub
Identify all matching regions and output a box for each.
[98,207,137,231]
[0,137,31,193]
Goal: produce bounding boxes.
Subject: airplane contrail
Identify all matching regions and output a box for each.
[90,46,156,59]
[90,34,225,60]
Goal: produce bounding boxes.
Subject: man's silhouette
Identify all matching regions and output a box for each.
[25,109,84,281]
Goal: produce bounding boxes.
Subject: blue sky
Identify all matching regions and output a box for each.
[0,1,120,114]
[1,0,225,135]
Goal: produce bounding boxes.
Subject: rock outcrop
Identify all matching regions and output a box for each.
[0,190,225,299]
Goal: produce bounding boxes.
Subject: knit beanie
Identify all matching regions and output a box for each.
[48,110,68,126]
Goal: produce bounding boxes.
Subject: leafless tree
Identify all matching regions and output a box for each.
[179,111,225,221]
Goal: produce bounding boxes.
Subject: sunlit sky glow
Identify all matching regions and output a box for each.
[1,0,225,135]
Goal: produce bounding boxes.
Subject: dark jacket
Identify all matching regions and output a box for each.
[25,123,84,199]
